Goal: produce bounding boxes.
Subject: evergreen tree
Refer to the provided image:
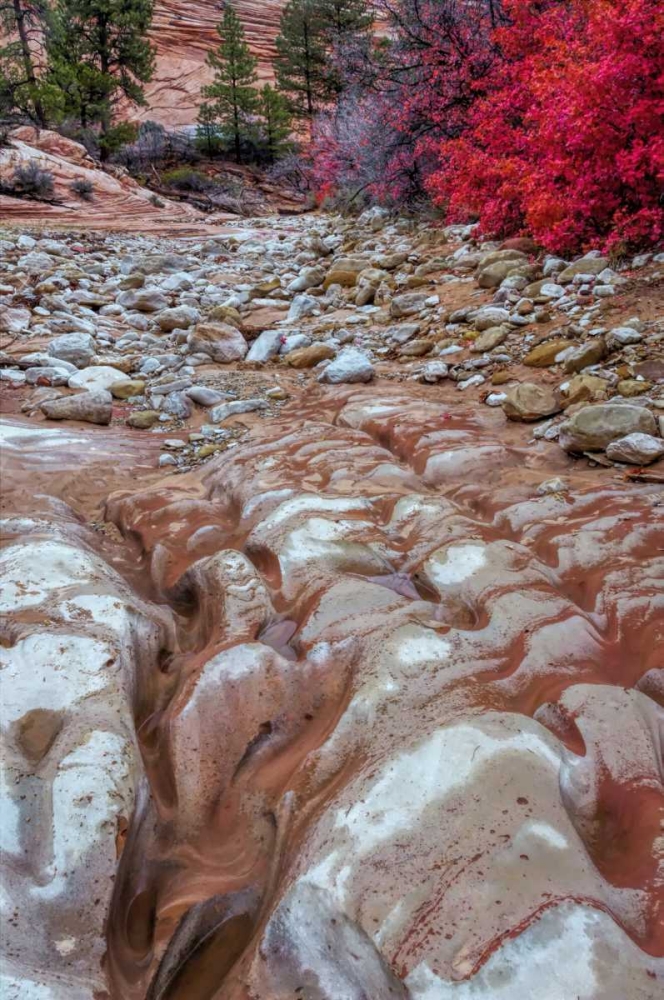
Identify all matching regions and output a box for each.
[257,83,292,163]
[200,3,258,164]
[47,0,155,156]
[317,0,373,98]
[196,102,222,156]
[273,0,326,119]
[318,0,373,43]
[0,0,51,125]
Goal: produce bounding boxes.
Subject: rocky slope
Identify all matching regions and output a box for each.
[0,128,210,232]
[142,0,286,127]
[1,210,663,1000]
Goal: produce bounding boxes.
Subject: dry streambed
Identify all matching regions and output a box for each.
[1,211,663,999]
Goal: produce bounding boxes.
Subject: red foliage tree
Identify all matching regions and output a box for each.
[310,1,504,207]
[428,0,664,253]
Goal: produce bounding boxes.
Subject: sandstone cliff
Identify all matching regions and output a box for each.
[141,0,286,127]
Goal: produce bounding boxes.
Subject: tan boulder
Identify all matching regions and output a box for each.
[503,383,561,422]
[558,256,609,283]
[187,322,247,363]
[208,304,243,329]
[563,339,606,373]
[399,339,434,357]
[110,379,146,399]
[127,409,160,429]
[323,258,367,288]
[477,249,529,269]
[524,339,574,367]
[472,325,510,353]
[40,389,112,425]
[559,403,657,452]
[562,374,609,408]
[286,343,335,369]
[617,379,652,397]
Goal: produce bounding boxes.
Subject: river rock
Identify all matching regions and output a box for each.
[472,326,510,353]
[18,251,54,273]
[287,294,320,323]
[110,379,146,399]
[558,403,657,452]
[127,409,160,428]
[318,347,374,385]
[210,398,268,423]
[605,327,643,351]
[48,332,95,369]
[246,329,283,363]
[286,343,335,369]
[288,265,326,293]
[563,374,609,407]
[564,339,606,373]
[558,256,609,283]
[400,338,433,357]
[0,306,31,334]
[390,293,428,319]
[117,287,169,313]
[186,386,229,407]
[187,323,248,363]
[385,324,421,345]
[323,258,366,288]
[605,433,664,465]
[474,307,510,331]
[420,361,448,383]
[68,365,126,392]
[149,377,193,396]
[40,390,112,424]
[524,339,575,367]
[617,379,651,398]
[477,260,528,288]
[25,366,73,386]
[280,333,311,354]
[156,305,200,332]
[503,383,561,422]
[160,391,192,419]
[124,252,191,275]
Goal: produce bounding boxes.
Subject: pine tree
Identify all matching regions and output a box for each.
[0,0,50,125]
[257,83,292,163]
[196,102,222,156]
[317,0,373,98]
[47,0,155,156]
[201,3,258,164]
[273,0,326,119]
[318,0,373,43]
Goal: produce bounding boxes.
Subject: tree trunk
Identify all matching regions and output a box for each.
[98,13,111,160]
[304,21,313,117]
[12,0,46,126]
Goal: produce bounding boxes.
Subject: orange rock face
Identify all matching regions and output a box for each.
[141,0,286,127]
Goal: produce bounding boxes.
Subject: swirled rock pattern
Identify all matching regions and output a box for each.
[0,493,173,998]
[1,211,663,999]
[69,386,664,999]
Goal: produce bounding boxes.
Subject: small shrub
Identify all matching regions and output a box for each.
[70,177,94,201]
[114,122,200,172]
[149,193,165,208]
[2,160,55,200]
[161,168,212,193]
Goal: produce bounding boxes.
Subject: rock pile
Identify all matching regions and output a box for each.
[1,212,662,472]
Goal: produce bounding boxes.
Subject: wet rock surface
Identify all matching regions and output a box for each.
[1,211,663,999]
